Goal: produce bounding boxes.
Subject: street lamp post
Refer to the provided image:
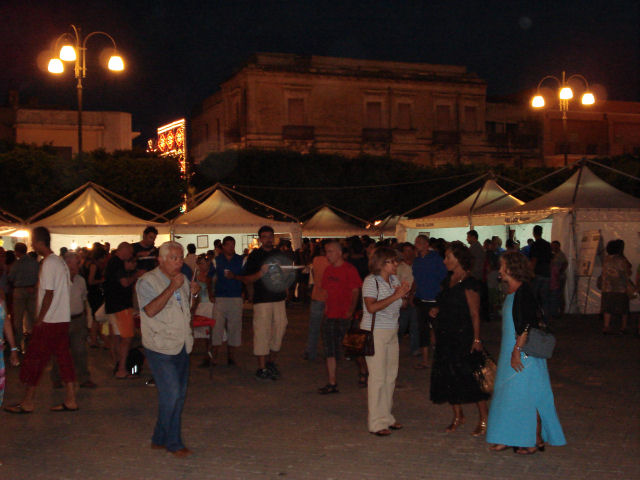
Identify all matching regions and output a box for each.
[531,71,595,166]
[47,25,124,161]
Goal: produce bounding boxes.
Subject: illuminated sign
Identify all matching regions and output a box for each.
[148,119,187,176]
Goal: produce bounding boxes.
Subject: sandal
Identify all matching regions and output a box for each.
[515,446,538,455]
[389,423,403,430]
[445,416,465,432]
[317,384,339,395]
[371,429,391,436]
[4,404,34,414]
[358,373,368,388]
[489,444,511,452]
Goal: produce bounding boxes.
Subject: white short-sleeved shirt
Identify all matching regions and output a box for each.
[360,274,402,330]
[69,274,88,316]
[38,254,71,324]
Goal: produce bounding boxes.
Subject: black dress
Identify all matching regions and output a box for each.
[430,275,490,405]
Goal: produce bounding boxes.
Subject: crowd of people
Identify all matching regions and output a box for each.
[1,221,637,459]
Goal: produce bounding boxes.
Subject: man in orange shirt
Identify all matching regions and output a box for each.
[303,240,329,361]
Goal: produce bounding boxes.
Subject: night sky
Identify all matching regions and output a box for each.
[1,0,638,145]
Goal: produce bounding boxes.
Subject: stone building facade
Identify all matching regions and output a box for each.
[0,93,139,158]
[192,53,502,166]
[191,54,640,167]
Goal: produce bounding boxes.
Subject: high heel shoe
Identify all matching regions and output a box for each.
[471,419,487,437]
[445,416,465,432]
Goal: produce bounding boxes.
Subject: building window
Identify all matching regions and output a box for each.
[436,104,453,130]
[397,102,412,130]
[287,98,305,125]
[464,106,477,132]
[366,101,383,129]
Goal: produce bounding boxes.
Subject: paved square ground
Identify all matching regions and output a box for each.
[2,304,639,479]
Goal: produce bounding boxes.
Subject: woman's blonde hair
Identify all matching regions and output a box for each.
[369,246,399,275]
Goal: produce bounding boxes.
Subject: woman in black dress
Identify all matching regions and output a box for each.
[429,241,489,436]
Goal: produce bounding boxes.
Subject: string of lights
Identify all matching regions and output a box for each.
[226,172,480,191]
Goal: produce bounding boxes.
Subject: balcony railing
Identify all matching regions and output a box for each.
[362,128,392,143]
[282,125,315,140]
[433,130,460,145]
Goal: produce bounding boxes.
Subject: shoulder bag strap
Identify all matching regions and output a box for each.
[371,278,379,331]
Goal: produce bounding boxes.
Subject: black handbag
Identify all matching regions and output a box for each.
[342,280,378,357]
[521,304,556,359]
[522,324,556,359]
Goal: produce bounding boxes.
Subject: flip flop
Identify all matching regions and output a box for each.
[4,404,34,414]
[50,403,79,412]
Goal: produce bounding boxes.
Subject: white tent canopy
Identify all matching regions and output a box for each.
[397,179,524,242]
[302,205,370,238]
[172,188,302,249]
[26,183,170,252]
[504,165,640,314]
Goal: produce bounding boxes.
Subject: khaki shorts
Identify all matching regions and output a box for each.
[212,297,244,347]
[252,301,287,356]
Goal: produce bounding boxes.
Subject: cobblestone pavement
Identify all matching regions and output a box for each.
[1,304,639,480]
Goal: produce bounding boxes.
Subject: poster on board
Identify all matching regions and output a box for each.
[577,230,602,276]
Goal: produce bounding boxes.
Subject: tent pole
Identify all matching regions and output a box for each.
[586,158,640,183]
[467,179,487,228]
[221,185,299,222]
[26,181,92,223]
[570,161,585,206]
[90,183,169,222]
[400,173,487,217]
[495,174,546,196]
[474,159,581,212]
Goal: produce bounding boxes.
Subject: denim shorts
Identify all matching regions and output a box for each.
[321,317,350,359]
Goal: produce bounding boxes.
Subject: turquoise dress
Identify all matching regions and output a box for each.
[0,303,6,406]
[486,292,566,447]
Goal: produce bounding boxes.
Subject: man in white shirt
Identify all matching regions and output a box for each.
[5,227,78,414]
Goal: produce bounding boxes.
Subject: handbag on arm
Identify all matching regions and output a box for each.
[521,304,556,359]
[342,279,378,357]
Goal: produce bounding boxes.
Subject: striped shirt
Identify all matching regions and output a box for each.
[360,274,402,330]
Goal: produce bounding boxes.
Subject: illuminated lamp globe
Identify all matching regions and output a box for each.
[531,95,545,108]
[559,87,573,100]
[108,55,124,71]
[59,45,77,61]
[48,58,64,74]
[581,92,595,105]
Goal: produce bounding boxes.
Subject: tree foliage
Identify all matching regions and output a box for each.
[0,142,638,223]
[0,143,183,220]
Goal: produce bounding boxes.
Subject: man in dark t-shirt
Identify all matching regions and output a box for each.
[529,225,552,323]
[132,226,159,274]
[234,226,294,381]
[104,242,138,378]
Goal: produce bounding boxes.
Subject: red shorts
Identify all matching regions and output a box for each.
[20,322,76,386]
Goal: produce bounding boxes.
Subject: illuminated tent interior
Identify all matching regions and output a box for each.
[171,185,302,251]
[26,182,170,252]
[397,178,525,243]
[503,165,640,313]
[302,205,371,238]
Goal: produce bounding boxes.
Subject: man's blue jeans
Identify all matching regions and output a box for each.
[145,346,189,452]
[305,300,325,360]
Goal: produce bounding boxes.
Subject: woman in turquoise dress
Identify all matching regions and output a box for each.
[486,252,566,455]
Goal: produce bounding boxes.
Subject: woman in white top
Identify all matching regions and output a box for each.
[361,247,411,436]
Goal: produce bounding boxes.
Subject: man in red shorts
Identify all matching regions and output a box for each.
[5,226,78,413]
